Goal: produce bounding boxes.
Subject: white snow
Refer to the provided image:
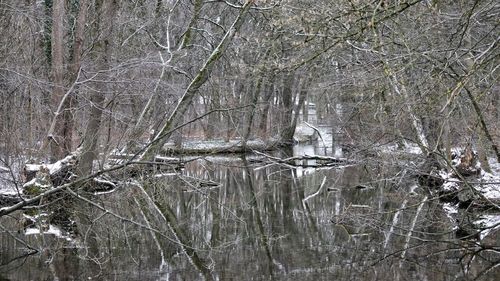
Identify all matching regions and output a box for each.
[488,157,500,174]
[476,171,500,200]
[154,173,178,178]
[47,149,80,174]
[0,187,17,195]
[164,139,267,151]
[443,203,458,215]
[22,177,51,190]
[24,164,42,173]
[475,215,500,240]
[436,154,500,201]
[377,143,422,155]
[25,148,81,176]
[25,224,62,237]
[46,161,62,174]
[439,154,500,241]
[442,180,460,192]
[94,177,116,188]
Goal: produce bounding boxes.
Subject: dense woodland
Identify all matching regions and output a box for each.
[0,0,499,280]
[0,0,498,168]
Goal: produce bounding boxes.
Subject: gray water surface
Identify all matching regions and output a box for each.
[1,146,499,280]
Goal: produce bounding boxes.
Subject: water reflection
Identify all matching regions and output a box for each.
[1,149,499,280]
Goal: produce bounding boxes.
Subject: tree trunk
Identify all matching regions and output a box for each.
[77,0,117,176]
[48,0,65,162]
[280,75,311,144]
[290,76,311,140]
[45,0,88,162]
[65,0,89,151]
[465,88,500,163]
[258,82,274,139]
[242,76,263,146]
[279,73,296,144]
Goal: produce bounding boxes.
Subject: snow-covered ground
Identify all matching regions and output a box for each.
[440,156,500,201]
[376,142,423,155]
[439,155,500,240]
[489,157,500,175]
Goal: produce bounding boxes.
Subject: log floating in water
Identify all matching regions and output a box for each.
[162,139,279,155]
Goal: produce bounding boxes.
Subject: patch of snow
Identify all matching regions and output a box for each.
[488,157,500,174]
[0,183,18,195]
[154,173,178,178]
[443,203,458,215]
[47,161,63,174]
[293,163,355,178]
[25,149,81,176]
[24,164,42,173]
[439,170,450,179]
[405,145,422,155]
[0,166,9,173]
[378,144,398,153]
[94,189,117,195]
[22,177,51,190]
[475,215,500,240]
[94,177,116,188]
[25,224,62,237]
[23,213,46,221]
[408,184,419,195]
[376,143,422,155]
[451,147,463,166]
[24,228,41,235]
[475,171,500,200]
[479,185,500,200]
[442,203,459,228]
[442,180,459,192]
[47,150,80,174]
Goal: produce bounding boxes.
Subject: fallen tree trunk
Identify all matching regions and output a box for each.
[161,139,279,155]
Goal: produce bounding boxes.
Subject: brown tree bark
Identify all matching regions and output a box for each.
[278,73,296,144]
[258,82,274,138]
[242,76,263,146]
[77,0,118,176]
[465,88,500,163]
[48,0,65,162]
[45,0,88,162]
[64,0,89,152]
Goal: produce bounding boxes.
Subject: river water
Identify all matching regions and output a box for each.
[1,142,499,280]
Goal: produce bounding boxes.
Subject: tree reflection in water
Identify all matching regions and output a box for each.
[1,152,499,280]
